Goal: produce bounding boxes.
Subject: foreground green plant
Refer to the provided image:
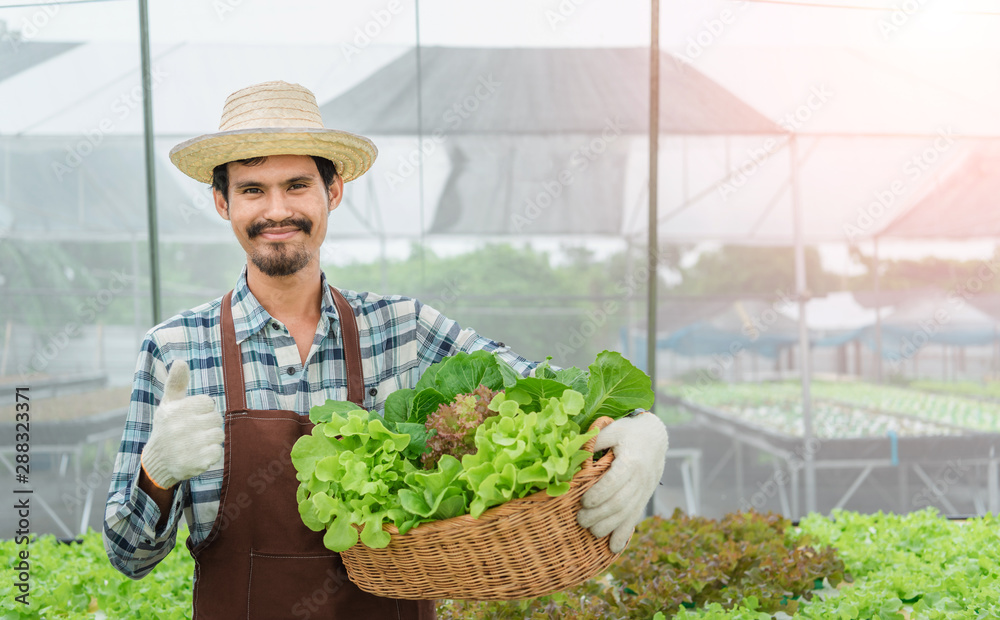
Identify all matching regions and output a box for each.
[0,525,193,619]
[439,509,846,619]
[788,509,1000,620]
[7,509,1000,618]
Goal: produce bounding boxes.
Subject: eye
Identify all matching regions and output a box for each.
[289,183,307,190]
[241,187,262,194]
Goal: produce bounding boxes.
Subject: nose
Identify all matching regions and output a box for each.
[260,191,295,223]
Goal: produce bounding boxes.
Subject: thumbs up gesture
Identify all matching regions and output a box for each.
[140,361,224,490]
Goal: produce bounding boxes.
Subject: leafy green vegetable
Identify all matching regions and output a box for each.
[291,349,654,552]
[394,421,431,462]
[12,508,1000,619]
[440,510,845,620]
[410,387,452,425]
[0,527,194,619]
[575,350,655,430]
[462,389,597,518]
[399,455,468,522]
[496,356,522,387]
[533,357,589,394]
[308,399,367,424]
[503,377,569,413]
[292,388,600,550]
[791,509,1000,619]
[430,351,506,398]
[383,388,415,425]
[395,351,522,428]
[291,407,416,552]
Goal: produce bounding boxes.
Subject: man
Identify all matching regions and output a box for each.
[103,81,669,618]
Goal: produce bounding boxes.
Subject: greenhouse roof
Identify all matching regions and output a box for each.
[0,39,81,82]
[0,136,223,240]
[784,292,888,331]
[653,299,801,358]
[321,47,785,136]
[877,140,1000,239]
[4,42,995,244]
[966,293,1000,323]
[882,293,1000,329]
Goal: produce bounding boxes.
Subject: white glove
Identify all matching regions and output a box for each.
[577,412,669,553]
[140,361,224,490]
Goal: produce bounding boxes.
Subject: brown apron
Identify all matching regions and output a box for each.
[187,285,436,620]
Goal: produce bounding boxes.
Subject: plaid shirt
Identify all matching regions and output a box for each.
[103,264,536,579]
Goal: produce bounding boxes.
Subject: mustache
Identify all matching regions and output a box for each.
[247,217,312,239]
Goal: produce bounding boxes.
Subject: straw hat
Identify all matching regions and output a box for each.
[169,80,377,184]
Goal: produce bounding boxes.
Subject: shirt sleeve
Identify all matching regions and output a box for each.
[103,331,188,579]
[414,299,538,377]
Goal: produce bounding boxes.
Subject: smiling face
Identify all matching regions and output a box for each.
[213,154,344,278]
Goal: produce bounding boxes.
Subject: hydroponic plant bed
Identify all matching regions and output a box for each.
[910,379,1000,402]
[4,508,997,619]
[666,381,1000,467]
[666,380,1000,434]
[676,393,960,439]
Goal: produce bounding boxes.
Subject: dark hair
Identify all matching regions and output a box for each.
[211,155,339,203]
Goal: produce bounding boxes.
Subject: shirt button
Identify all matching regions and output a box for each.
[271,322,279,330]
[286,367,295,376]
[497,342,506,347]
[369,387,378,397]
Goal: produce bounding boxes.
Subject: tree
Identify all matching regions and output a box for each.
[672,245,839,298]
[846,244,1000,292]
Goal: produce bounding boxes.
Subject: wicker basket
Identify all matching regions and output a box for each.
[339,416,624,601]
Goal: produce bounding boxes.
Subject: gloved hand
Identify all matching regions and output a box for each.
[577,412,669,553]
[140,360,224,490]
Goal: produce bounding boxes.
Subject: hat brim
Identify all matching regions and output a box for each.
[169,127,378,184]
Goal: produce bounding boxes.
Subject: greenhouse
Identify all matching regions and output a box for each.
[3,0,1000,618]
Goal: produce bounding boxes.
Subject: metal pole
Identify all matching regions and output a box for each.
[138,0,161,324]
[789,135,816,514]
[874,235,882,383]
[647,0,659,392]
[414,0,425,286]
[645,0,660,519]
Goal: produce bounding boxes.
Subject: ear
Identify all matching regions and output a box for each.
[327,175,344,213]
[213,186,230,221]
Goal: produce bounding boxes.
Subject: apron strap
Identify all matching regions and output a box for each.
[219,284,366,412]
[329,285,365,407]
[220,290,245,412]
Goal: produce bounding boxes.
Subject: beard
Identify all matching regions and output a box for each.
[246,217,314,277]
[249,242,311,277]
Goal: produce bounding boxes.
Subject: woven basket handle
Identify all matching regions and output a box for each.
[582,415,616,469]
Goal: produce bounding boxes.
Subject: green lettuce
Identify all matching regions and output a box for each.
[290,348,653,550]
[575,350,655,430]
[461,389,598,518]
[291,407,416,552]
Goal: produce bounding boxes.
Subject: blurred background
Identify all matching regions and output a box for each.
[3,0,1000,539]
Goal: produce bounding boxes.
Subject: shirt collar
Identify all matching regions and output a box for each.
[229,264,341,344]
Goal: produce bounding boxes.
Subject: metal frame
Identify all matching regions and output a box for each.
[663,448,702,515]
[685,402,1000,520]
[1,408,126,538]
[1,427,121,538]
